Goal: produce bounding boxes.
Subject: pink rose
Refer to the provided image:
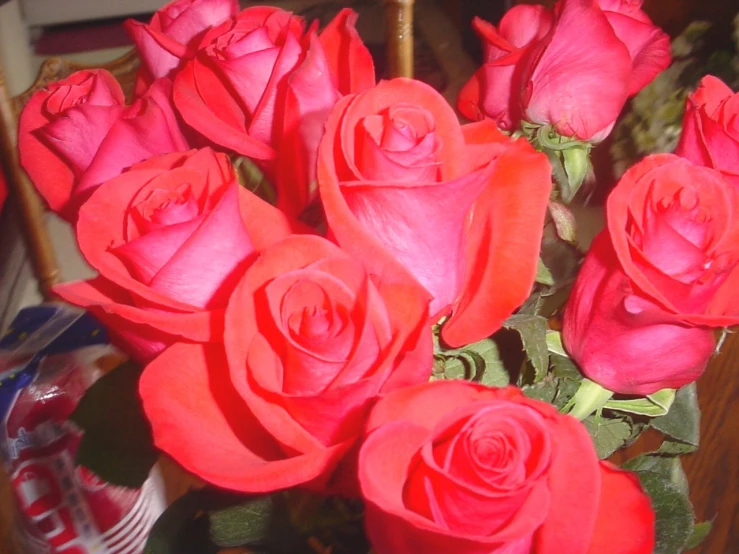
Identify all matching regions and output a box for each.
[318,78,552,346]
[563,154,739,394]
[676,75,739,186]
[19,70,125,220]
[125,0,239,82]
[359,381,655,554]
[54,148,301,362]
[458,7,552,130]
[139,235,431,493]
[459,0,670,141]
[20,74,190,221]
[172,7,374,217]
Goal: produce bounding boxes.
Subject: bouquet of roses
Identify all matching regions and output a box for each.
[16,0,738,552]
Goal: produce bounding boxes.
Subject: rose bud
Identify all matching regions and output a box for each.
[124,0,239,83]
[676,75,739,186]
[173,7,374,217]
[20,75,190,221]
[563,154,739,394]
[459,0,670,142]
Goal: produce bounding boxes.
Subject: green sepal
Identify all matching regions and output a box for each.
[548,201,578,245]
[564,378,614,420]
[604,388,676,417]
[233,156,276,204]
[562,146,591,202]
[69,360,158,488]
[536,258,555,286]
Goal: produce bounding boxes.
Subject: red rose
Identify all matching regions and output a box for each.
[359,380,655,554]
[563,154,739,394]
[459,0,670,141]
[317,78,552,347]
[173,7,374,216]
[139,235,431,492]
[124,0,239,82]
[20,74,190,221]
[458,8,552,129]
[676,75,739,186]
[54,148,300,362]
[19,70,125,220]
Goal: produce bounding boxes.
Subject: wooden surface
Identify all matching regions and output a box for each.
[681,333,739,553]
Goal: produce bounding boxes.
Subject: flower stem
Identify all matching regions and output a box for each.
[564,379,615,420]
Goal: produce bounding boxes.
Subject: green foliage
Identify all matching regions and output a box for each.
[209,494,298,550]
[611,18,739,178]
[637,472,695,554]
[144,491,218,554]
[536,258,555,286]
[69,361,158,488]
[433,335,510,387]
[685,520,712,550]
[650,384,700,452]
[583,416,632,459]
[503,314,549,383]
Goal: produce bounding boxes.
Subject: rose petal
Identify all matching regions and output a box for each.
[173,59,276,159]
[586,462,655,554]
[533,411,600,554]
[140,342,348,492]
[523,0,632,140]
[442,133,551,346]
[319,8,375,94]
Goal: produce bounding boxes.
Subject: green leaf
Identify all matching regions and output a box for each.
[548,201,577,245]
[234,156,275,204]
[144,491,214,554]
[685,521,712,550]
[637,471,695,554]
[624,455,689,496]
[656,440,697,456]
[604,388,676,417]
[70,361,157,488]
[523,376,579,410]
[435,337,510,388]
[209,494,285,548]
[583,416,631,459]
[651,384,700,449]
[522,379,557,404]
[549,353,582,380]
[503,315,549,382]
[536,258,555,286]
[545,330,567,357]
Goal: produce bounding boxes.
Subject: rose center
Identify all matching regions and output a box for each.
[282,280,347,347]
[135,184,201,231]
[211,26,275,60]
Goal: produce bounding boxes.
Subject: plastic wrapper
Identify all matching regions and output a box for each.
[0,306,165,553]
